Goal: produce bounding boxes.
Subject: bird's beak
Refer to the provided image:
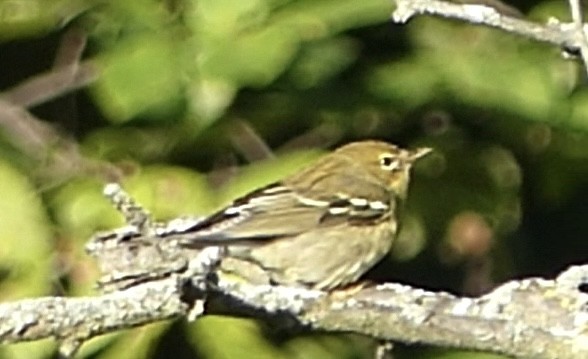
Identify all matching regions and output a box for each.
[409,147,433,161]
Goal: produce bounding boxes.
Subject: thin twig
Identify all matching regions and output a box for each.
[0,61,98,109]
[229,120,275,162]
[53,27,87,68]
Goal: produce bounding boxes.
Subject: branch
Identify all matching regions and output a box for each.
[0,27,121,185]
[391,0,583,53]
[224,267,588,359]
[1,185,587,358]
[0,98,123,183]
[0,60,98,109]
[1,27,98,109]
[1,262,587,358]
[0,278,187,356]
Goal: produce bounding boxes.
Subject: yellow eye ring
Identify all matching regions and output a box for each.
[379,153,399,170]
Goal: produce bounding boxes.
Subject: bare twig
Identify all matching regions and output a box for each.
[0,99,122,183]
[1,26,96,109]
[0,98,64,158]
[229,120,275,162]
[0,61,98,109]
[0,27,116,184]
[53,27,87,68]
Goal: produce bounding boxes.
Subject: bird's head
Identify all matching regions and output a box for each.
[334,141,432,199]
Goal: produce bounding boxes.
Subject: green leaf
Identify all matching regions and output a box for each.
[0,0,89,40]
[0,159,52,300]
[124,165,216,219]
[217,149,322,206]
[50,178,123,239]
[92,34,183,122]
[189,316,287,359]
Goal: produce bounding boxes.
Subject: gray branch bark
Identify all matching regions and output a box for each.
[0,185,587,358]
[1,262,588,359]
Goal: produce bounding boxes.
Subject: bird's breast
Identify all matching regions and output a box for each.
[229,219,398,290]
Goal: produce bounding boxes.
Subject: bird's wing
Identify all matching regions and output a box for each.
[179,183,391,246]
[181,184,325,243]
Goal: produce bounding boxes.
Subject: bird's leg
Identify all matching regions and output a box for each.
[375,341,395,359]
[328,280,374,299]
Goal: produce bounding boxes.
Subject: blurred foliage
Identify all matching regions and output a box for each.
[1,0,588,358]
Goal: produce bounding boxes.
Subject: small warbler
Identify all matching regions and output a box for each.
[182,141,431,290]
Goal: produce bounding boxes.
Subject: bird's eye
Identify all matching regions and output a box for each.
[379,154,399,171]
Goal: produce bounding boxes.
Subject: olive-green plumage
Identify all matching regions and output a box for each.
[183,140,431,290]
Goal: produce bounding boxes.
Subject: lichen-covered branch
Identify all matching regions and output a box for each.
[1,185,587,359]
[222,267,588,359]
[0,278,187,356]
[1,263,588,359]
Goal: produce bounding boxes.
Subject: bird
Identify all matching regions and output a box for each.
[180,140,431,291]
